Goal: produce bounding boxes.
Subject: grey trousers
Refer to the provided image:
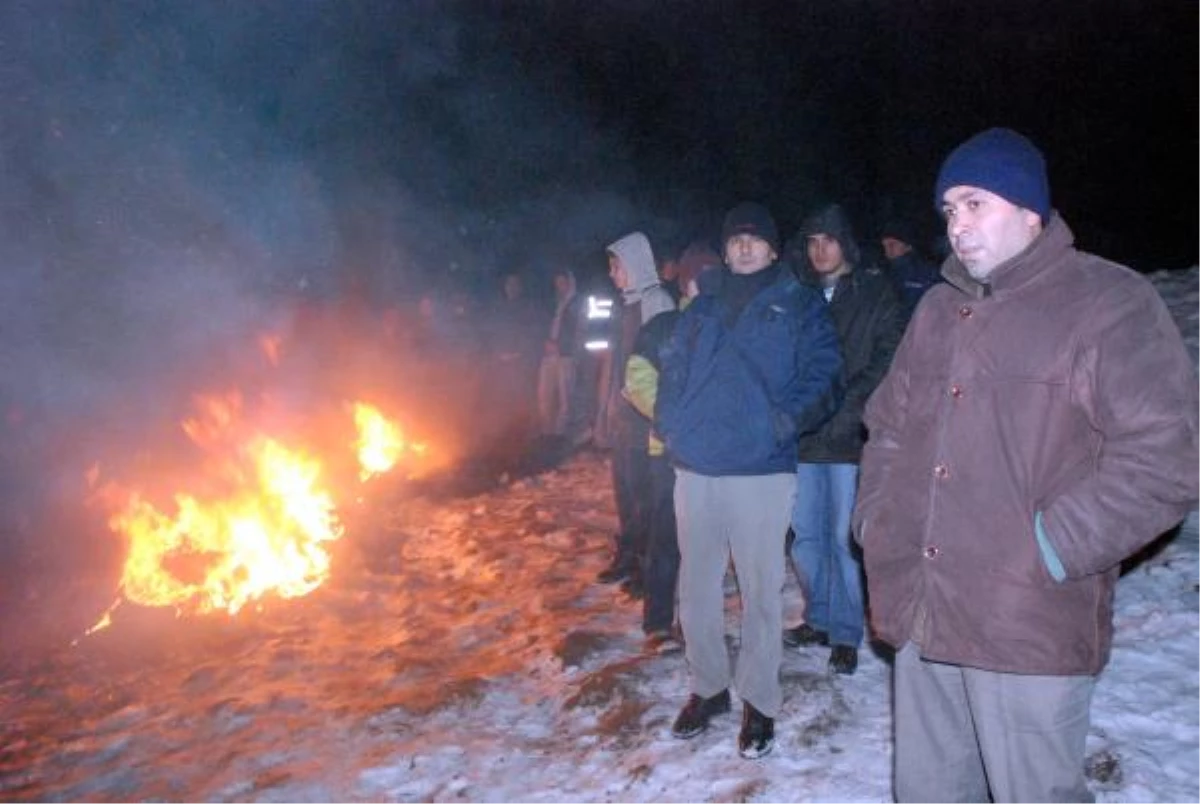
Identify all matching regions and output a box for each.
[894,642,1096,803]
[675,469,795,716]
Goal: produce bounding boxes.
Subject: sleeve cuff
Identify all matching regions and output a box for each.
[1035,511,1067,582]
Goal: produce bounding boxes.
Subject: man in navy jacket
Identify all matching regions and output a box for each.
[656,202,843,758]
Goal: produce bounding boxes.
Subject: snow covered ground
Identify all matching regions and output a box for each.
[1,267,1195,803]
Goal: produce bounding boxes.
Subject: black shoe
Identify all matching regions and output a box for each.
[596,558,630,584]
[671,689,731,739]
[829,644,858,675]
[643,629,684,656]
[737,702,775,758]
[783,623,829,648]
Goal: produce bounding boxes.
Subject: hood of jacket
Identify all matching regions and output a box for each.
[789,203,862,278]
[607,231,662,304]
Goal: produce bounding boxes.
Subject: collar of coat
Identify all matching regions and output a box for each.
[940,213,1074,300]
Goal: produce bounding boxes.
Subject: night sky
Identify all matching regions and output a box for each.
[0,0,1195,458]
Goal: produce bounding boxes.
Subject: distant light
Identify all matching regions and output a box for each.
[587,296,613,320]
[584,339,610,351]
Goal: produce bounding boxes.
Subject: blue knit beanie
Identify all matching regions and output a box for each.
[934,128,1051,222]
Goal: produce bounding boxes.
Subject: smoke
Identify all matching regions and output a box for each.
[0,1,652,567]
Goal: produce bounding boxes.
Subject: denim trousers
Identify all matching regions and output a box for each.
[789,461,864,647]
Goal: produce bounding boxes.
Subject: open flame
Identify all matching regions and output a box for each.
[354,402,428,481]
[94,392,345,618]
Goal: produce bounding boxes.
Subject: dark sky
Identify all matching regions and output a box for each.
[496,0,1197,270]
[0,0,1195,475]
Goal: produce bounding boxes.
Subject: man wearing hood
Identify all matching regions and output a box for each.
[855,128,1198,801]
[656,203,843,758]
[783,203,904,676]
[622,240,724,654]
[596,232,676,599]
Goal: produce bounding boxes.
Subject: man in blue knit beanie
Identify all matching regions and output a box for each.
[931,127,1052,280]
[854,127,1198,801]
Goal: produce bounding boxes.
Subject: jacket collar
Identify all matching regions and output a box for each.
[941,213,1074,300]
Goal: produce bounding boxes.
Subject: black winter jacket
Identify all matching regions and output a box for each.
[794,265,904,463]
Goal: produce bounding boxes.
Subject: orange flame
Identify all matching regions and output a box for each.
[100,394,343,616]
[353,402,428,481]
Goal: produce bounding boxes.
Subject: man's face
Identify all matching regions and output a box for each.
[608,254,630,290]
[806,233,846,275]
[942,186,1042,281]
[724,234,776,275]
[880,236,910,261]
[553,274,571,295]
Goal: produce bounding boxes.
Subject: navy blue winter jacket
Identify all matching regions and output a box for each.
[655,265,843,476]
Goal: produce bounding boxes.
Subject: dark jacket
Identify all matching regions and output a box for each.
[656,265,843,476]
[886,250,941,320]
[793,264,904,463]
[853,214,1199,675]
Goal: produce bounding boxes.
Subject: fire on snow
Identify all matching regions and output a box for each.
[89,393,433,625]
[354,401,428,481]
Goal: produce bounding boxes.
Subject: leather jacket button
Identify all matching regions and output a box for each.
[924,545,940,559]
[950,384,964,399]
[933,464,949,479]
[959,305,973,319]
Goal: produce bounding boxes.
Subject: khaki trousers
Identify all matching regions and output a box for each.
[674,469,795,716]
[894,642,1095,803]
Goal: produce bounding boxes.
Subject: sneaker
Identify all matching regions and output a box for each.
[671,689,731,739]
[643,629,684,656]
[829,644,858,675]
[737,702,775,758]
[783,623,829,648]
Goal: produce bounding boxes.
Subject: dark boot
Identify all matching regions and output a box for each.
[783,623,829,648]
[737,701,776,758]
[829,644,859,675]
[670,689,731,739]
[596,553,631,584]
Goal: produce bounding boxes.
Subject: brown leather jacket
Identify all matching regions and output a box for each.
[853,215,1198,675]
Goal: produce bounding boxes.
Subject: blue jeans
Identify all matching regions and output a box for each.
[789,462,864,647]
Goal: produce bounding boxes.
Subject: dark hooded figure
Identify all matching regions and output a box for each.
[782,203,904,677]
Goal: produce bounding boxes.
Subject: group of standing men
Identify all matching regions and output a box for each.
[593,127,1198,802]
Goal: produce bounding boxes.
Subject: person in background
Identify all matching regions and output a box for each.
[595,233,675,600]
[656,202,842,759]
[622,240,722,654]
[879,218,940,321]
[481,271,544,472]
[855,127,1198,802]
[783,203,904,676]
[537,268,585,442]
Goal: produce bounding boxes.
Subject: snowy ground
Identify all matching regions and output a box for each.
[1,268,1195,803]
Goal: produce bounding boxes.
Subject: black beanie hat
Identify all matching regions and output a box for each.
[721,202,780,254]
[879,218,917,247]
[934,128,1051,223]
